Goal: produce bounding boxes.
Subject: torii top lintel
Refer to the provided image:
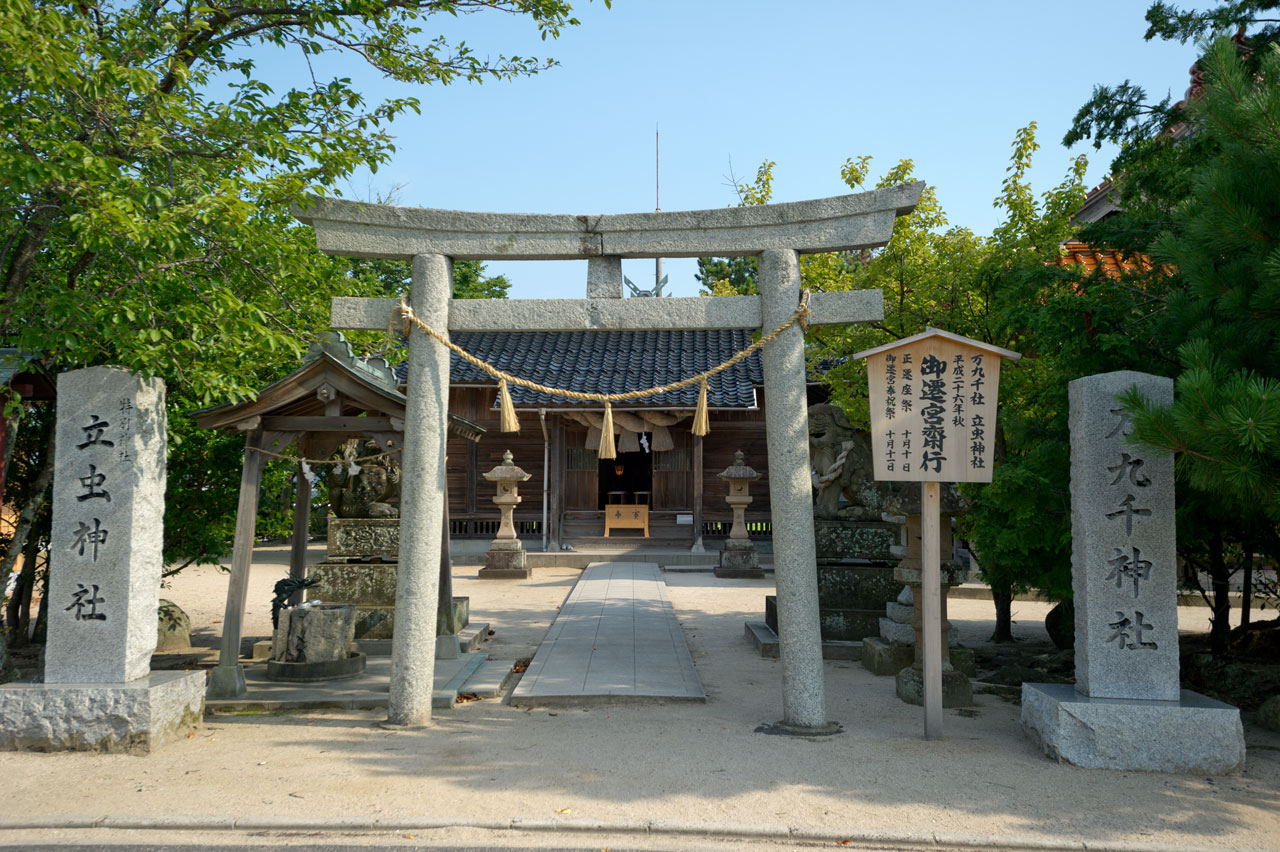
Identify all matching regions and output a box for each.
[295,182,923,262]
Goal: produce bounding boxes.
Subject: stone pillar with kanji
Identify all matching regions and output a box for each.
[0,367,205,753]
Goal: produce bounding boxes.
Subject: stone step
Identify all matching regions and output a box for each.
[432,651,488,709]
[352,622,489,658]
[459,659,516,699]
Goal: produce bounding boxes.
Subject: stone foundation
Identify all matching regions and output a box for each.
[814,562,900,641]
[0,670,205,754]
[716,540,763,578]
[480,541,530,579]
[1021,682,1245,773]
[814,520,899,562]
[326,517,399,559]
[861,637,914,676]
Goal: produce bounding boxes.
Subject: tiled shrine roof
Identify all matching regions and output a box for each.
[398,328,763,409]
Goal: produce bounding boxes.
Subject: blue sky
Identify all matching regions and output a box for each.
[279,1,1202,298]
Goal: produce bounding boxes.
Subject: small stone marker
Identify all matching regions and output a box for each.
[854,328,1020,739]
[1021,371,1245,772]
[0,367,204,753]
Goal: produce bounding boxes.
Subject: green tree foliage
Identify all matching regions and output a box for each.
[0,0,590,632]
[1064,12,1280,652]
[1115,39,1280,648]
[712,128,1091,639]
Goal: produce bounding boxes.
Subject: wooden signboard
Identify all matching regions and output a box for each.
[859,328,1018,484]
[854,328,1020,740]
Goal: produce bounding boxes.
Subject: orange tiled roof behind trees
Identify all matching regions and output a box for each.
[1048,240,1156,277]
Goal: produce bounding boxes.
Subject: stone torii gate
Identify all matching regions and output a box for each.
[298,183,923,729]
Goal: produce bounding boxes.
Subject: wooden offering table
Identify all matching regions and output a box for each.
[604,503,649,537]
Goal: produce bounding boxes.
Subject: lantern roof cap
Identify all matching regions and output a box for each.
[718,450,761,481]
[483,449,531,482]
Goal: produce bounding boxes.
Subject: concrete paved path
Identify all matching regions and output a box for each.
[510,561,705,705]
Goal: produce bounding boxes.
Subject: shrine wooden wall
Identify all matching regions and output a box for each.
[446,385,774,533]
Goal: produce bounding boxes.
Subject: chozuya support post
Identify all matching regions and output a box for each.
[302,184,923,729]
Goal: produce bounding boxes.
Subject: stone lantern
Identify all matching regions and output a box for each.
[716,450,764,579]
[479,450,532,579]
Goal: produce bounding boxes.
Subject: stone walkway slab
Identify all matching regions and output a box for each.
[510,562,705,705]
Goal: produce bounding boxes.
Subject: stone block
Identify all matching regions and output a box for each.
[1258,695,1280,732]
[950,646,977,678]
[895,667,973,708]
[326,517,399,559]
[816,561,898,641]
[352,606,394,640]
[1021,682,1245,773]
[879,618,915,645]
[814,520,899,562]
[861,637,914,676]
[155,599,191,652]
[885,602,913,624]
[1070,372,1179,701]
[893,560,968,587]
[271,604,357,663]
[46,367,167,685]
[0,670,204,753]
[764,595,778,635]
[717,541,763,578]
[586,256,623,299]
[479,547,529,579]
[311,561,398,606]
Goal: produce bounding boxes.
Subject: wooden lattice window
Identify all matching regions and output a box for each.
[654,448,690,471]
[568,448,598,471]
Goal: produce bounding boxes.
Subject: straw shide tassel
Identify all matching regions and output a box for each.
[598,402,617,459]
[692,378,710,437]
[498,379,520,433]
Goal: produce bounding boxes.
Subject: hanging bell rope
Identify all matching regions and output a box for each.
[392,291,813,452]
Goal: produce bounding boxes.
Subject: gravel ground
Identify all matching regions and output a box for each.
[0,544,1275,852]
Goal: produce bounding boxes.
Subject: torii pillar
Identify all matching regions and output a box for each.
[299,183,923,728]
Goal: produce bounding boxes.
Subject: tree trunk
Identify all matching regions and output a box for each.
[990,585,1014,643]
[1,422,56,582]
[32,568,48,645]
[8,533,38,646]
[1208,530,1232,658]
[1241,542,1253,629]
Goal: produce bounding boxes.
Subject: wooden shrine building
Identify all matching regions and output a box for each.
[420,326,774,551]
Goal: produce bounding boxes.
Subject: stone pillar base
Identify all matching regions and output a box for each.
[895,665,973,708]
[716,540,763,578]
[480,543,529,579]
[0,670,204,753]
[1021,682,1245,773]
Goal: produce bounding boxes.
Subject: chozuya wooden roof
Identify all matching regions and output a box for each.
[850,327,1022,362]
[190,332,406,432]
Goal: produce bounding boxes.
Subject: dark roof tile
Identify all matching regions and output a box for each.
[396,328,761,408]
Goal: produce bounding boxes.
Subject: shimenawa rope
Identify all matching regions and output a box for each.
[390,292,812,458]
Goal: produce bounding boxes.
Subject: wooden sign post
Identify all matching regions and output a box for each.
[853,328,1020,739]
